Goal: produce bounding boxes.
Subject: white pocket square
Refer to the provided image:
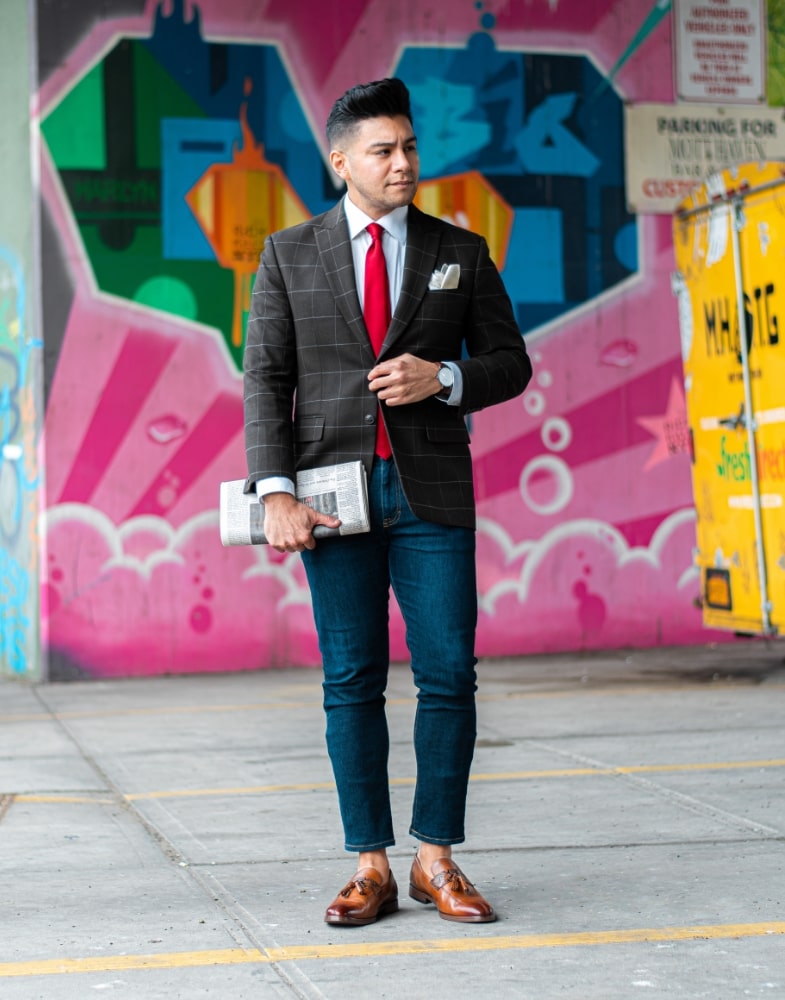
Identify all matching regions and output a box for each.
[428,263,461,290]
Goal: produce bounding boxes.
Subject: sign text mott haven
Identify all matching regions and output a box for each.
[624,104,785,214]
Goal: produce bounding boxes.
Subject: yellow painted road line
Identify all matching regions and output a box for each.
[0,949,264,978]
[122,758,785,801]
[472,759,785,781]
[8,759,783,805]
[617,759,785,774]
[126,781,337,800]
[1,923,783,978]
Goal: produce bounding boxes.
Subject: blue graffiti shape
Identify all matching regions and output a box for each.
[397,40,636,335]
[0,348,20,441]
[0,246,42,677]
[0,548,30,674]
[516,94,600,177]
[408,78,492,176]
[0,252,41,546]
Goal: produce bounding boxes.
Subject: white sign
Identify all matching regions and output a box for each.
[624,102,785,214]
[673,0,766,104]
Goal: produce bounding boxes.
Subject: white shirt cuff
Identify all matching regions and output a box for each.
[439,361,463,405]
[255,477,295,497]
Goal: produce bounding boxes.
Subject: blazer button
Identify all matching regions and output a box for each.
[364,413,376,424]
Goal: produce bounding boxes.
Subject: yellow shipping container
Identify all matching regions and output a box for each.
[673,161,785,635]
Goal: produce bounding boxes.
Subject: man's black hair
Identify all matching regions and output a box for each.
[326,78,413,149]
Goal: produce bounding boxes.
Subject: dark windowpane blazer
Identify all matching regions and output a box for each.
[243,201,532,529]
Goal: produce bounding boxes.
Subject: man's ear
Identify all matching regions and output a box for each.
[329,149,349,181]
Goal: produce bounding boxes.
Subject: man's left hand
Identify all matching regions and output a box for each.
[368,354,441,406]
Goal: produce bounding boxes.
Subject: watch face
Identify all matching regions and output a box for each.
[438,366,453,388]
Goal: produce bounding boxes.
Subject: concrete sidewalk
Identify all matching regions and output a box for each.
[1,642,784,999]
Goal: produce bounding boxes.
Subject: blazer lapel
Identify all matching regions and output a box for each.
[314,202,442,355]
[383,204,440,352]
[314,203,368,343]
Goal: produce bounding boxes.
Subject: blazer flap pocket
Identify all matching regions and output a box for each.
[295,415,326,442]
[426,424,470,444]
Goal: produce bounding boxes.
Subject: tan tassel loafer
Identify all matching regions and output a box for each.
[324,867,399,926]
[409,855,496,923]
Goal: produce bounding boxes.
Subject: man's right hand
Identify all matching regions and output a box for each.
[261,492,341,553]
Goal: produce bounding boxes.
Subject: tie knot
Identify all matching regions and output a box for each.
[367,223,385,245]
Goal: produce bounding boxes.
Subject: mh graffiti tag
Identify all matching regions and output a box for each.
[703,282,779,364]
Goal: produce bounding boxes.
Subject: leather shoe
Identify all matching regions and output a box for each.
[324,867,399,926]
[409,854,496,923]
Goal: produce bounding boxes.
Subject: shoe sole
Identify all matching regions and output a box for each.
[408,884,433,905]
[324,899,399,926]
[409,884,497,923]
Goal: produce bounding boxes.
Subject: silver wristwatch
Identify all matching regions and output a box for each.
[436,363,454,398]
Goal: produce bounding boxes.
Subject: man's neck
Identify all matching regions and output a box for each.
[343,195,408,236]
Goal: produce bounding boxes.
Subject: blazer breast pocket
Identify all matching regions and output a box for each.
[422,286,470,324]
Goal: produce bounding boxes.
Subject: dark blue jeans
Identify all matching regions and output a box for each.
[302,457,478,852]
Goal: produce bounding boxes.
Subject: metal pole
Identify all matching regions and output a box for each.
[675,174,785,221]
[729,198,773,634]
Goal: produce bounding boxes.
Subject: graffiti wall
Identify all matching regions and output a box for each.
[0,5,43,680]
[31,0,746,679]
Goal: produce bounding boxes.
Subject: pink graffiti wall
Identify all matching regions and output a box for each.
[35,0,721,679]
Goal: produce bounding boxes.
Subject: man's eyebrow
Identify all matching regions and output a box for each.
[367,134,418,148]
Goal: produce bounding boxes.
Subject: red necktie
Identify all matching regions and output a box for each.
[364,223,392,459]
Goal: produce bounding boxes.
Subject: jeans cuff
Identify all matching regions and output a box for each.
[344,836,396,852]
[409,827,465,846]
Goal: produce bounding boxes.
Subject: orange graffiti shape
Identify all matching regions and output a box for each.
[415,171,513,270]
[186,78,310,348]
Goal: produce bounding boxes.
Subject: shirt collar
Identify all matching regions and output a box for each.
[343,195,408,244]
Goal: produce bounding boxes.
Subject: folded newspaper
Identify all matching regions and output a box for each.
[219,460,370,546]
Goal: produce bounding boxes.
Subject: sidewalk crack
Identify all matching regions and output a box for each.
[0,793,16,823]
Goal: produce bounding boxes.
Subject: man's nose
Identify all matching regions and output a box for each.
[391,147,410,170]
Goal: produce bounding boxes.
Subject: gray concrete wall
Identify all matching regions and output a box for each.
[0,1,45,680]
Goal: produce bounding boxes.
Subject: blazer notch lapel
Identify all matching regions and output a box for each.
[315,209,366,337]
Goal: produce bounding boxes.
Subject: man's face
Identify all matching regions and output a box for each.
[329,115,420,219]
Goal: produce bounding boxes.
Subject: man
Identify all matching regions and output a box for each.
[243,78,531,926]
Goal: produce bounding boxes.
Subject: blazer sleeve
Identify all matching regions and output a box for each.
[455,236,532,415]
[242,235,298,492]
